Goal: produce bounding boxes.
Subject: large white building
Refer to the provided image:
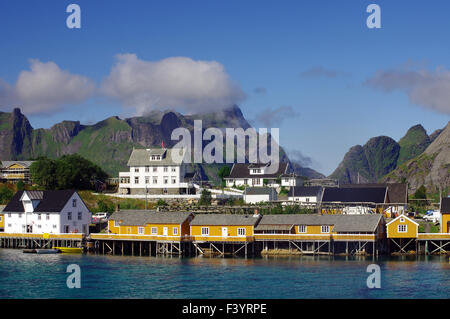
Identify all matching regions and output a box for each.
[224,163,300,188]
[119,148,195,195]
[2,190,91,234]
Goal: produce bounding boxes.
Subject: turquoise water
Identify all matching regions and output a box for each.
[0,248,449,299]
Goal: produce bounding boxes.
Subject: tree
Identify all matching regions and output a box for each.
[30,155,108,190]
[199,189,212,206]
[218,165,231,188]
[0,185,14,204]
[16,180,25,191]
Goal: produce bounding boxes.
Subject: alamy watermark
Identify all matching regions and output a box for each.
[66,264,81,289]
[170,120,280,174]
[366,264,381,289]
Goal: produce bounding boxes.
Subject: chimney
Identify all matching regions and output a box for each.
[115,204,120,213]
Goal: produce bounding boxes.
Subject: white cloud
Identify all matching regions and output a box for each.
[0,60,95,114]
[252,105,299,127]
[100,54,246,115]
[365,65,450,115]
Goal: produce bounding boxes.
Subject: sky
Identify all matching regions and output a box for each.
[0,0,449,175]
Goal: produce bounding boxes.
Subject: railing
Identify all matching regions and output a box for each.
[253,233,377,241]
[254,234,331,241]
[190,235,254,242]
[0,233,84,240]
[418,233,450,240]
[89,233,192,241]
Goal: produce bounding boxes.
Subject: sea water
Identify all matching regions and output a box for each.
[0,248,449,299]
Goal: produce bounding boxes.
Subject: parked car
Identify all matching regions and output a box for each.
[423,210,440,223]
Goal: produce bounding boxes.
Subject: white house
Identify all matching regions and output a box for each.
[224,163,296,188]
[287,186,323,207]
[243,187,277,204]
[2,190,91,234]
[118,147,196,195]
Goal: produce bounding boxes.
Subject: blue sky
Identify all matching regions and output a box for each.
[0,0,449,175]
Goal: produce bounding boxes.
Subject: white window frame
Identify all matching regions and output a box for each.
[151,227,157,235]
[68,212,72,221]
[72,199,77,207]
[173,227,178,235]
[138,227,145,235]
[114,220,120,227]
[298,225,307,233]
[237,228,246,236]
[201,227,209,236]
[398,224,407,233]
[78,212,82,220]
[321,225,330,233]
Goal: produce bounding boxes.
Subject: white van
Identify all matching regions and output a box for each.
[423,210,440,223]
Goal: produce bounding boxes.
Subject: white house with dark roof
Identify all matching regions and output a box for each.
[119,147,195,195]
[2,190,91,234]
[287,186,323,207]
[224,162,297,188]
[243,187,277,204]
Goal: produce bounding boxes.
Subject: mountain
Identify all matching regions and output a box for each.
[0,106,323,183]
[383,121,450,193]
[397,124,431,166]
[329,136,400,184]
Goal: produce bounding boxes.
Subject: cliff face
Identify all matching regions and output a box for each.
[0,106,323,182]
[329,136,400,184]
[383,122,450,193]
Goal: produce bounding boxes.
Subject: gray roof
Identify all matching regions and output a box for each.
[256,214,383,233]
[110,210,192,226]
[127,148,184,166]
[22,190,44,200]
[190,214,261,226]
[1,161,34,168]
[244,187,275,196]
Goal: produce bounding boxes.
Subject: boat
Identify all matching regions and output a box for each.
[53,247,83,254]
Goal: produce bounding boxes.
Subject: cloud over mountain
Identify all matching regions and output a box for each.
[365,65,450,115]
[0,59,95,115]
[100,54,246,115]
[253,105,299,127]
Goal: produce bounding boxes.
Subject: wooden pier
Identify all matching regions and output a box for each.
[0,233,84,249]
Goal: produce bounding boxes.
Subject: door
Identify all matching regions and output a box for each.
[163,227,168,236]
[222,227,228,237]
[27,225,32,233]
[64,225,69,233]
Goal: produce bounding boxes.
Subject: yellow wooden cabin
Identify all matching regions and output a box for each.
[0,161,34,184]
[107,210,193,241]
[0,205,4,232]
[386,214,419,239]
[440,198,450,233]
[254,214,385,242]
[190,214,261,242]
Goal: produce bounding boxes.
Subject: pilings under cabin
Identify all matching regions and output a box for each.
[0,233,84,249]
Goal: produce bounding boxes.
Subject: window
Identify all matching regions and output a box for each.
[171,167,176,172]
[53,225,57,229]
[8,213,11,217]
[237,228,246,236]
[164,177,168,184]
[135,168,139,173]
[306,198,310,203]
[145,166,150,172]
[38,214,41,220]
[8,224,12,228]
[400,218,405,222]
[172,177,176,184]
[321,225,329,233]
[72,199,77,207]
[134,177,139,184]
[173,227,178,235]
[68,212,72,221]
[164,167,168,172]
[151,227,157,235]
[201,227,209,236]
[153,177,158,184]
[114,220,120,227]
[145,176,150,184]
[18,213,22,218]
[0,216,2,222]
[298,225,307,233]
[46,214,50,220]
[37,225,42,229]
[398,225,407,233]
[138,227,145,235]
[153,167,157,172]
[78,212,82,220]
